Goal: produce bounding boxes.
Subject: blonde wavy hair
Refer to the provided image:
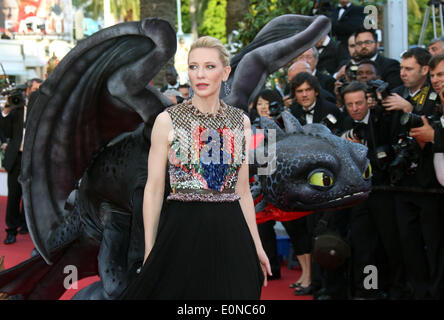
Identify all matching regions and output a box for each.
[189,36,230,67]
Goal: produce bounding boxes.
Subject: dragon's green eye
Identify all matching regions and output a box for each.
[362,163,372,180]
[309,171,334,187]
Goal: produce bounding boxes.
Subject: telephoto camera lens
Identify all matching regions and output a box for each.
[400,112,424,129]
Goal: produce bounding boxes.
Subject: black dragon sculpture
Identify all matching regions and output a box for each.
[0,14,371,300]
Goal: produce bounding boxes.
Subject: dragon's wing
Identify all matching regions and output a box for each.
[224,14,331,111]
[20,18,176,264]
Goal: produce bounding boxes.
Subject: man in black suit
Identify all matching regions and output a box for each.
[340,81,407,299]
[316,35,350,76]
[330,0,365,48]
[354,27,402,90]
[382,48,444,299]
[0,78,41,244]
[160,66,179,93]
[289,72,342,133]
[284,60,336,107]
[410,54,444,151]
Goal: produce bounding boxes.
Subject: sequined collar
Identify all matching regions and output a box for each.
[183,99,227,118]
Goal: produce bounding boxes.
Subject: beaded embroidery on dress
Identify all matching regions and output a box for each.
[165,99,246,202]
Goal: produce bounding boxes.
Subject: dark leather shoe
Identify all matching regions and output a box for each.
[316,294,333,300]
[290,282,302,288]
[18,226,28,234]
[4,233,16,245]
[294,284,312,296]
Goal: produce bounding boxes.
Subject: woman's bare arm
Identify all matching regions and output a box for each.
[236,115,271,285]
[143,111,173,264]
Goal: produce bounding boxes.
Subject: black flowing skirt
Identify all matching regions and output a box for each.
[119,200,264,300]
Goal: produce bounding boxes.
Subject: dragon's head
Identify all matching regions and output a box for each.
[251,111,371,212]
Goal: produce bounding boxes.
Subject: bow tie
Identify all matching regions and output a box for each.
[303,108,314,116]
[353,121,368,130]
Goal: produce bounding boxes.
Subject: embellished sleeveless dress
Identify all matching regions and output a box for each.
[120,100,264,300]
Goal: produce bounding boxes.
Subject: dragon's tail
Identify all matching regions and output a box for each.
[0,235,99,300]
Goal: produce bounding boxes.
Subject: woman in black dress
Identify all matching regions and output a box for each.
[120,36,271,300]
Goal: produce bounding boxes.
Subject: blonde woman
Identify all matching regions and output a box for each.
[120,36,271,299]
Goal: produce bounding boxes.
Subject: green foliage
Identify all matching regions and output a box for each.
[198,0,227,43]
[235,0,313,48]
[180,0,191,33]
[408,0,440,46]
[72,0,140,21]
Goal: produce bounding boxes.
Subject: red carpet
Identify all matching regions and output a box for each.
[0,196,312,300]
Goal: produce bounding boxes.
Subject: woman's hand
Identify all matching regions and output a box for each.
[257,247,272,287]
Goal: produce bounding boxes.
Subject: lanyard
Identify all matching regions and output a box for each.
[411,86,430,112]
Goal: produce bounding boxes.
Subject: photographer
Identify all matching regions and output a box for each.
[410,53,444,187]
[340,81,406,299]
[249,88,284,128]
[354,27,402,90]
[289,72,343,134]
[288,72,344,298]
[0,79,41,244]
[383,48,444,299]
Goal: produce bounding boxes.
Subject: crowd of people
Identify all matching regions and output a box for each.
[0,78,42,245]
[246,13,444,300]
[2,0,444,300]
[155,1,444,300]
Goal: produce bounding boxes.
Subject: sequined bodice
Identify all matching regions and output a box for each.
[166,100,246,202]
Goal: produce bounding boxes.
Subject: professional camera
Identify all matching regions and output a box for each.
[320,113,340,134]
[366,79,390,101]
[389,134,422,185]
[251,101,285,128]
[269,101,284,118]
[1,84,26,108]
[342,122,367,141]
[345,61,358,81]
[337,81,351,97]
[374,144,393,171]
[400,112,441,130]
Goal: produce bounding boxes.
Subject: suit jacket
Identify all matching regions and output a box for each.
[341,110,394,185]
[316,71,336,94]
[317,39,350,76]
[330,4,365,45]
[374,54,403,91]
[0,106,25,172]
[290,97,343,133]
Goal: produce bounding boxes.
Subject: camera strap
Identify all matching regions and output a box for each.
[411,85,430,112]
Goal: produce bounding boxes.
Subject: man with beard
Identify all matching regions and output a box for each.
[333,34,359,81]
[354,27,402,90]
